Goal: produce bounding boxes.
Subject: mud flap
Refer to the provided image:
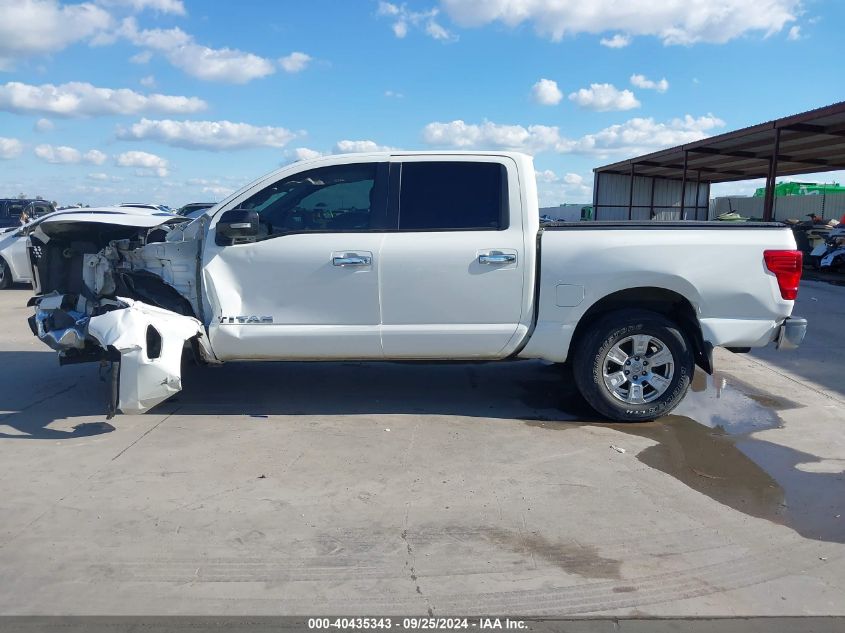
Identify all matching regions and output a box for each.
[86,297,203,415]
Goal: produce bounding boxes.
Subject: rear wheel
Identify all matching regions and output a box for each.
[0,258,12,289]
[573,309,693,422]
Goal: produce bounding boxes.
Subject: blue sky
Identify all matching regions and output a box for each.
[1,0,843,207]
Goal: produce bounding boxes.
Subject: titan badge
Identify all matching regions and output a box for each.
[218,316,274,324]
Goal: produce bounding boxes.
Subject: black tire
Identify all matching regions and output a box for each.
[572,309,693,422]
[0,257,11,290]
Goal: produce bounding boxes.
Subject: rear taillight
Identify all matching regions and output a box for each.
[764,250,803,300]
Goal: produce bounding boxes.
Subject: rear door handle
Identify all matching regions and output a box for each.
[479,252,517,265]
[332,252,372,267]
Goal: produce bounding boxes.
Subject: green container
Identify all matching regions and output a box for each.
[753,181,845,197]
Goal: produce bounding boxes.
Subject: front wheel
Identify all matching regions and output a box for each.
[572,309,694,422]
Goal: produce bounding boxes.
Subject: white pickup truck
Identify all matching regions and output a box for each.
[27,152,806,421]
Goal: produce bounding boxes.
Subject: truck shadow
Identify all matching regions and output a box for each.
[0,351,115,440]
[0,353,591,439]
[176,358,595,421]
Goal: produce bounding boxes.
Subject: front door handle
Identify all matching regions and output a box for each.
[332,253,372,267]
[479,252,516,265]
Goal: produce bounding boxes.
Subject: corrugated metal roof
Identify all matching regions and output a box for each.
[594,101,845,183]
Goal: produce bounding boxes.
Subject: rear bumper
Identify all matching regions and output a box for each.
[776,316,807,350]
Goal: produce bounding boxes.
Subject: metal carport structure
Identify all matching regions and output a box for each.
[592,100,845,221]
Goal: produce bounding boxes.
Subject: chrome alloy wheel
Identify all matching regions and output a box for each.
[601,334,675,405]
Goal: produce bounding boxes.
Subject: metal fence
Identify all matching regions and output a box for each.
[710,193,845,222]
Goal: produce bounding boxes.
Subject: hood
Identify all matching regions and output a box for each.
[36,206,182,234]
[32,206,188,243]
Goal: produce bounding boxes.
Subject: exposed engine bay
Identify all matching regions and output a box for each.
[27,209,210,417]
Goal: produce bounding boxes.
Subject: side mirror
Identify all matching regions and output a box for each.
[216,208,260,245]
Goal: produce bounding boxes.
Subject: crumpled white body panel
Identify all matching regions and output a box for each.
[86,297,203,414]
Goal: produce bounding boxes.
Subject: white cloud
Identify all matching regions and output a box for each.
[425,20,453,40]
[183,177,236,198]
[120,18,275,83]
[0,137,23,159]
[440,0,800,45]
[536,169,584,186]
[279,51,312,73]
[568,83,640,111]
[422,114,725,157]
[97,0,186,15]
[129,50,152,64]
[117,18,190,48]
[34,117,54,132]
[117,118,299,150]
[202,184,235,198]
[287,143,396,161]
[166,42,276,83]
[385,90,404,98]
[0,81,206,117]
[377,1,400,15]
[377,2,456,41]
[293,147,325,160]
[534,169,592,206]
[558,114,726,156]
[139,75,156,87]
[84,149,107,165]
[600,34,631,48]
[422,120,561,153]
[531,78,563,106]
[34,144,107,164]
[0,0,112,69]
[787,25,801,40]
[334,140,396,153]
[115,150,168,177]
[630,74,669,93]
[87,172,123,182]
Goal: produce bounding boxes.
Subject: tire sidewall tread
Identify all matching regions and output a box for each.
[0,257,11,290]
[573,309,693,422]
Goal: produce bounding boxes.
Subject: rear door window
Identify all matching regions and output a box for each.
[398,161,508,231]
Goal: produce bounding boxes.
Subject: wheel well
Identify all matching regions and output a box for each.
[571,287,712,374]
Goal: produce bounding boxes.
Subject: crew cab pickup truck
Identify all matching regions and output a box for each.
[26,152,806,421]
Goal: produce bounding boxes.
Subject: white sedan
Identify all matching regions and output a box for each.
[0,223,33,289]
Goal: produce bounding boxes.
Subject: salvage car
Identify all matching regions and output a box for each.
[25,152,806,421]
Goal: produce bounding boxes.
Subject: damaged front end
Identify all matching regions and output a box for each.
[27,209,210,417]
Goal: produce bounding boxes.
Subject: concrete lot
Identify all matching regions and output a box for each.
[0,285,843,616]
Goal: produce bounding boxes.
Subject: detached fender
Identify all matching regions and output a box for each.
[87,297,203,415]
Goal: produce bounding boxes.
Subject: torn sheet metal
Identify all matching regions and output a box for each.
[86,297,203,415]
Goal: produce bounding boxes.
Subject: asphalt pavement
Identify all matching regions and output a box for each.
[0,285,843,616]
